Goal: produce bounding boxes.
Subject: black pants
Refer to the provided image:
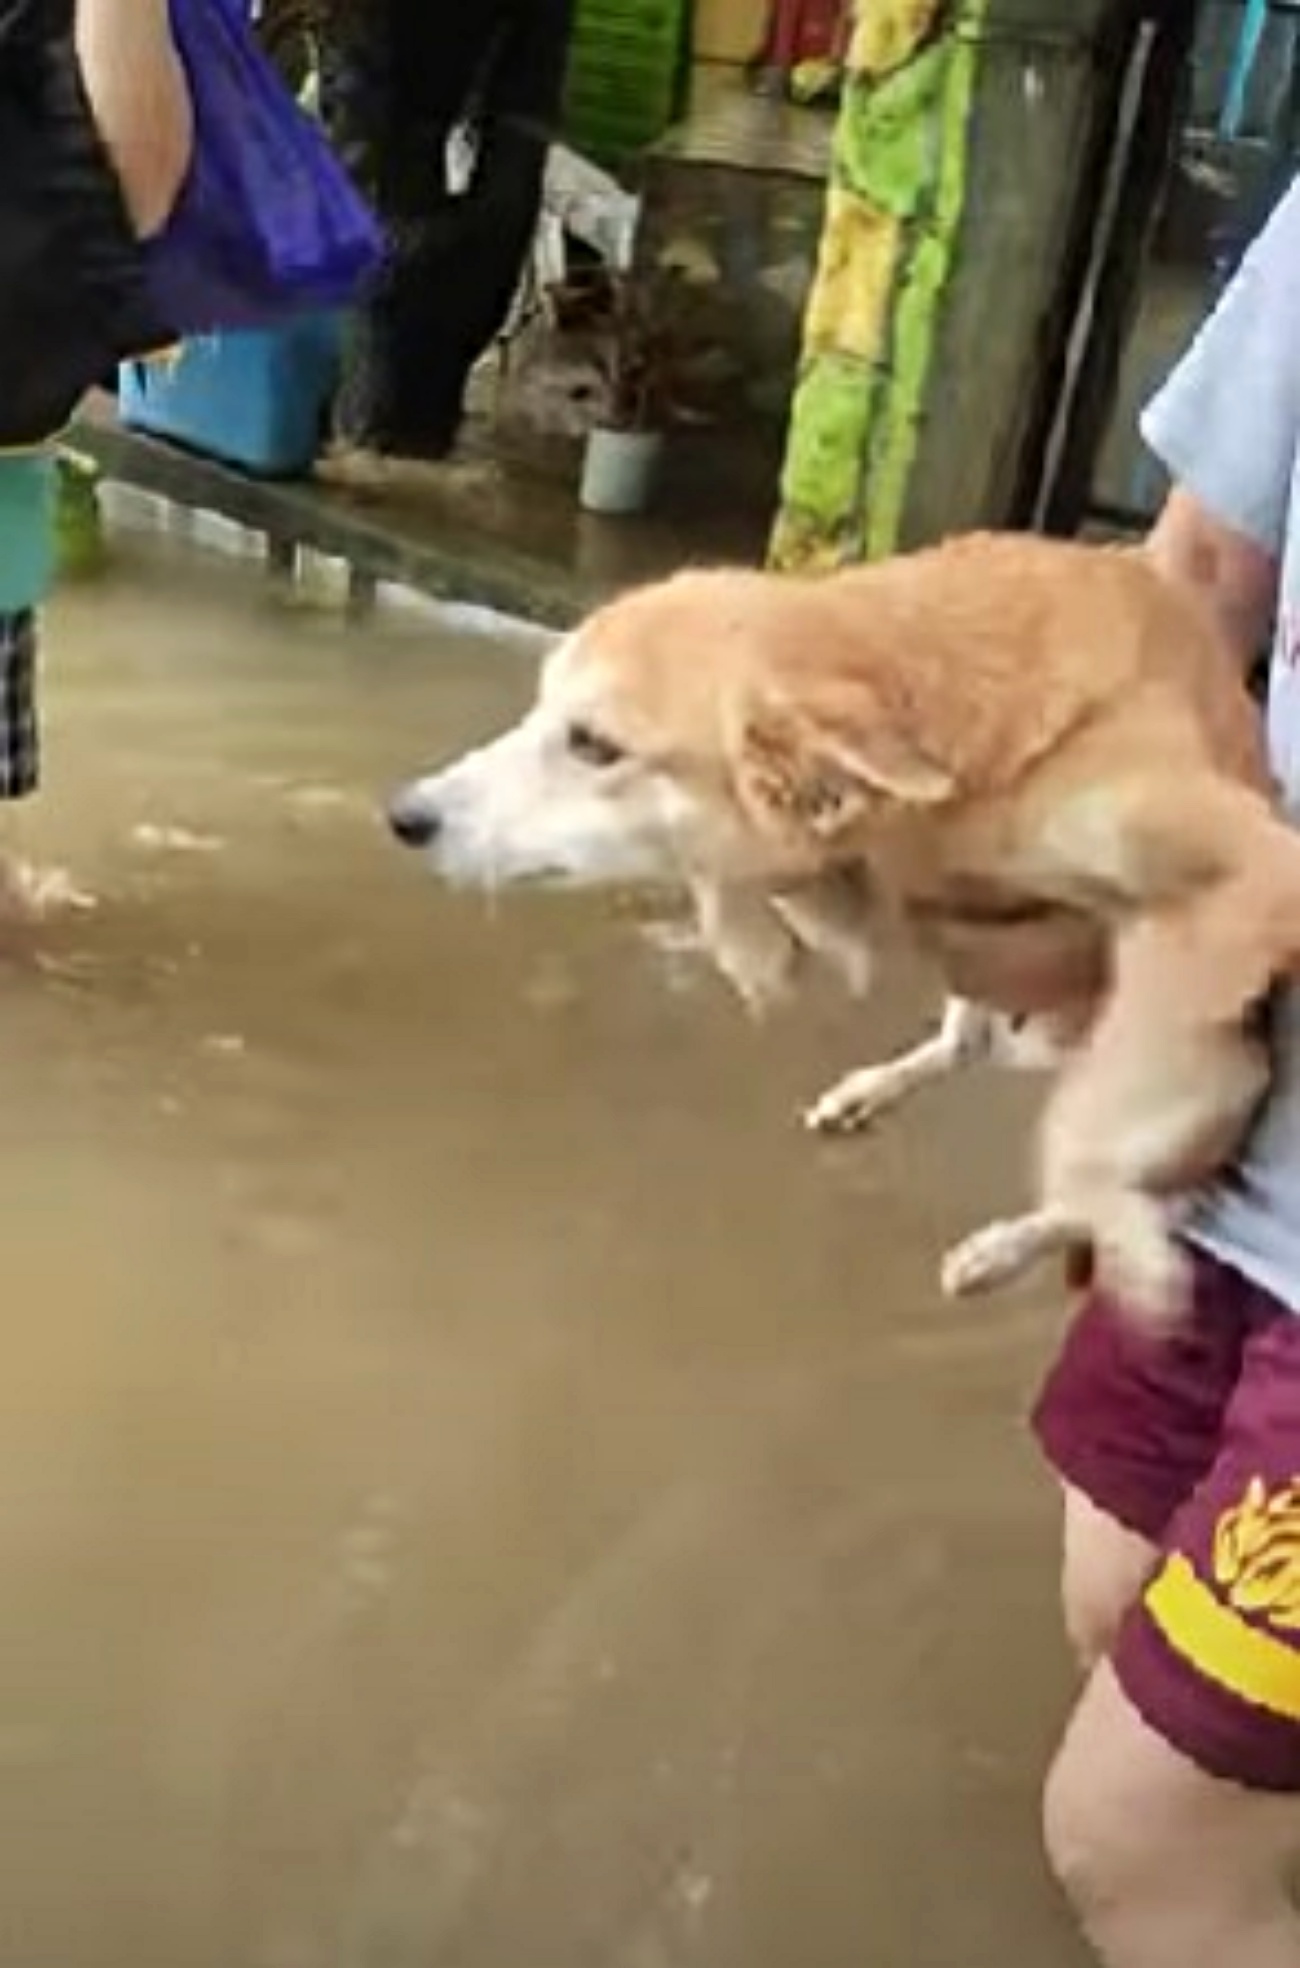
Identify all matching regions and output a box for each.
[321,0,576,456]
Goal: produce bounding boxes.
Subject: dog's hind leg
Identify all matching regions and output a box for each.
[1030,773,1300,922]
[1031,908,1272,1326]
[941,1187,1184,1309]
[941,1205,1087,1298]
[806,996,996,1134]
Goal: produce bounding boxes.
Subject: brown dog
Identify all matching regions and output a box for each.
[388,532,1293,1322]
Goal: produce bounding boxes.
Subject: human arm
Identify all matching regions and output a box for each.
[1144,488,1278,677]
[74,0,192,238]
[1136,179,1300,670]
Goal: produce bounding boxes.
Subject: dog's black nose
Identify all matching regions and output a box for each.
[387,794,440,850]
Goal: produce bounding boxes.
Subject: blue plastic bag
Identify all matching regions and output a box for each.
[145,0,385,335]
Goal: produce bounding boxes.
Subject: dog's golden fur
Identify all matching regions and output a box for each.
[391,531,1298,1320]
[574,534,1269,900]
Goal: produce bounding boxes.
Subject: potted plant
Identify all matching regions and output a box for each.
[579,271,677,518]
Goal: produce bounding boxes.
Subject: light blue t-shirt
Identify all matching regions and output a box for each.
[0,454,55,614]
[1143,174,1300,1309]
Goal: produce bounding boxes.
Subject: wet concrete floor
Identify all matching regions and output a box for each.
[1,534,1089,1967]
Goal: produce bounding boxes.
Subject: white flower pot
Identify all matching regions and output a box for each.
[579,425,664,517]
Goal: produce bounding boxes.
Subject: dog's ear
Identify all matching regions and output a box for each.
[735,690,954,839]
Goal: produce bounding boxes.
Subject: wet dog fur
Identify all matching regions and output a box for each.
[388,531,1297,1323]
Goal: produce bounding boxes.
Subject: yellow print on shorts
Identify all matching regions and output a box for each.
[1213,1476,1300,1632]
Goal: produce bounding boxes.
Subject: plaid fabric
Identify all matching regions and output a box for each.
[0,610,39,798]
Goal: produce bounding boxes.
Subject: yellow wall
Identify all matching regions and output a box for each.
[692,0,767,63]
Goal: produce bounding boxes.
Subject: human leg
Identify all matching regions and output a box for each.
[1059,1482,1158,1671]
[1035,1256,1250,1660]
[1045,1662,1300,1968]
[0,609,40,803]
[1041,1282,1300,1966]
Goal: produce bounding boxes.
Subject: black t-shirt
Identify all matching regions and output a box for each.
[0,0,173,445]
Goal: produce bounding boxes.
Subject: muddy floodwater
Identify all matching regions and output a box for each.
[0,532,1089,1967]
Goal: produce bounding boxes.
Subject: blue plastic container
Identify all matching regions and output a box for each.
[119,312,342,478]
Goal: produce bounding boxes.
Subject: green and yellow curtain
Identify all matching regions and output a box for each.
[773,0,987,569]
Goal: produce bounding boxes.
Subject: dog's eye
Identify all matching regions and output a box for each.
[566,721,626,769]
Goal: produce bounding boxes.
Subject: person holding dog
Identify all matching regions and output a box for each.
[1024,177,1300,1968]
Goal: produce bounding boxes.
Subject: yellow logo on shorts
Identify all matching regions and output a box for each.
[1213,1476,1300,1631]
[1143,1477,1300,1720]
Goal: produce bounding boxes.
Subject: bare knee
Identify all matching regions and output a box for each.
[1044,1700,1144,1921]
[1044,1664,1300,1968]
[1044,1679,1201,1948]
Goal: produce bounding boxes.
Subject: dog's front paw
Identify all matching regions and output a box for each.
[941,1217,1057,1298]
[805,1066,907,1135]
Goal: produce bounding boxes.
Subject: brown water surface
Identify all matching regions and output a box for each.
[0,536,1087,1966]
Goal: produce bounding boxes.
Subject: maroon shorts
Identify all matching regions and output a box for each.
[1034,1247,1300,1791]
